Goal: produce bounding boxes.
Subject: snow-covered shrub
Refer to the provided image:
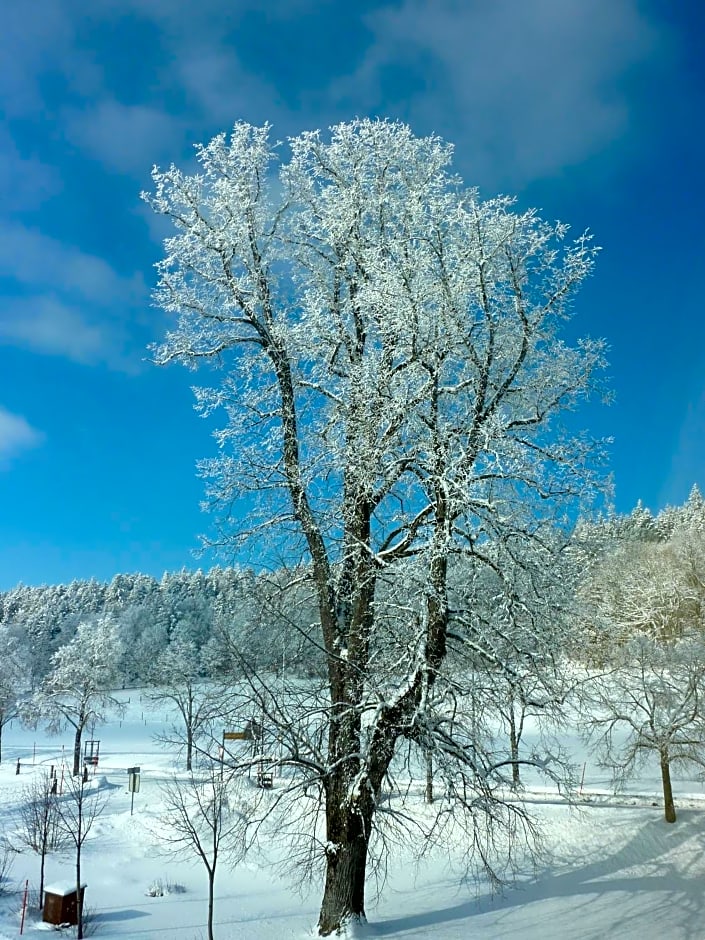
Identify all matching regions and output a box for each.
[146,877,186,897]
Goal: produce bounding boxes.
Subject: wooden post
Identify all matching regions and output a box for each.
[19,879,28,934]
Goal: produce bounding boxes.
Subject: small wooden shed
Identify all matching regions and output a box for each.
[43,881,87,926]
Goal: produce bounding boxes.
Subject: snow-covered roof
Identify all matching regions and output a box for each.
[44,882,87,897]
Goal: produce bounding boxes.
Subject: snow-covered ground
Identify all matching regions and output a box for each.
[2,692,705,939]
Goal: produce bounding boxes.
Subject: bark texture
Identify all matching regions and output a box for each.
[661,756,676,823]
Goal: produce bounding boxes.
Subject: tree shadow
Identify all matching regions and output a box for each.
[366,809,705,938]
[95,908,150,922]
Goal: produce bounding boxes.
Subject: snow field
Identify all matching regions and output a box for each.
[1,691,705,939]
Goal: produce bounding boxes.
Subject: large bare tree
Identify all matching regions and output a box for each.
[145,119,608,935]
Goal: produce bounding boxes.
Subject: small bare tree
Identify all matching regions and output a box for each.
[55,773,111,938]
[477,664,574,791]
[157,760,248,940]
[144,640,232,771]
[582,633,705,823]
[16,770,68,908]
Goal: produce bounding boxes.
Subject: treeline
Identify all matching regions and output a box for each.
[0,566,320,687]
[574,484,705,654]
[3,485,705,691]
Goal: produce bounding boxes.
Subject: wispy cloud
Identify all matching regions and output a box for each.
[0,221,147,369]
[0,0,672,373]
[64,100,185,174]
[0,127,60,211]
[175,46,281,127]
[1,1,282,176]
[0,296,115,365]
[0,2,100,117]
[334,0,665,186]
[0,221,143,304]
[0,406,43,466]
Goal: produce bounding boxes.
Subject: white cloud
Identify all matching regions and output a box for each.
[0,127,60,210]
[0,221,143,305]
[0,406,43,466]
[0,2,100,117]
[176,47,279,126]
[64,100,185,174]
[334,0,665,186]
[0,222,148,369]
[0,297,114,365]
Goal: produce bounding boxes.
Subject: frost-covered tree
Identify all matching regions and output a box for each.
[145,119,608,934]
[0,624,28,763]
[577,490,705,659]
[658,484,705,538]
[576,492,705,823]
[117,603,156,682]
[0,579,107,687]
[27,617,123,775]
[581,633,705,822]
[587,539,697,646]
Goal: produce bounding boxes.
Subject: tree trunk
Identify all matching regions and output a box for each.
[509,705,520,789]
[317,798,372,936]
[39,835,47,909]
[660,756,676,823]
[76,846,83,939]
[185,692,194,772]
[73,725,82,777]
[425,750,434,804]
[207,870,215,940]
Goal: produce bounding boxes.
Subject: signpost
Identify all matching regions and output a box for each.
[127,766,140,816]
[221,728,254,779]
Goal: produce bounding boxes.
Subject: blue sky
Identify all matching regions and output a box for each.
[1,0,703,590]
